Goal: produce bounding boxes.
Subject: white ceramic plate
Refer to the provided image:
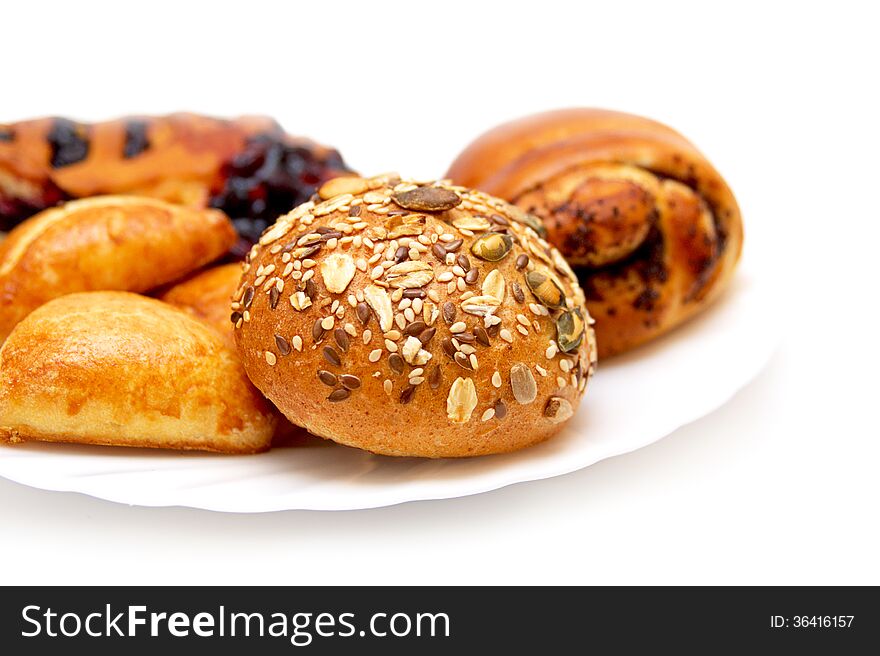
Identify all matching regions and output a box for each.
[0,252,777,512]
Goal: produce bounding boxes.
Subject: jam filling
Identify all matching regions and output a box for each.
[210,133,352,258]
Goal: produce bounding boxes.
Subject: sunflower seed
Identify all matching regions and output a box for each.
[510,363,537,405]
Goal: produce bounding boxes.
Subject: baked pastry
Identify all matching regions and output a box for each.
[446,108,743,357]
[0,113,353,256]
[0,195,236,342]
[0,292,276,453]
[158,263,242,343]
[233,174,597,457]
[157,262,303,441]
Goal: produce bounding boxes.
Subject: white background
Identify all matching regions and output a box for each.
[1,0,877,584]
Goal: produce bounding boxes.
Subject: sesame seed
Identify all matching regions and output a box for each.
[292,336,303,351]
[384,329,402,341]
[500,329,514,343]
[536,364,548,376]
[383,379,393,395]
[265,351,277,366]
[385,339,399,353]
[492,371,502,388]
[469,354,479,370]
[481,408,495,422]
[409,376,425,385]
[557,376,568,388]
[516,314,530,327]
[450,322,466,333]
[517,325,529,336]
[437,272,454,283]
[560,359,572,372]
[321,316,335,331]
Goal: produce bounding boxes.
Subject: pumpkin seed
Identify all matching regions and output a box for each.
[556,309,585,353]
[525,270,564,309]
[470,232,513,262]
[393,186,461,212]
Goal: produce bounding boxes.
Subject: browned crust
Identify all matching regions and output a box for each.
[0,195,236,342]
[0,113,335,201]
[157,263,243,343]
[446,108,744,357]
[233,175,597,458]
[0,292,276,453]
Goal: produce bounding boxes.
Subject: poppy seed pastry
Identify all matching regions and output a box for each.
[446,108,743,357]
[0,292,277,453]
[233,174,597,457]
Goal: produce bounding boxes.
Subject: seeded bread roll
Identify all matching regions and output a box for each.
[0,195,235,342]
[0,292,276,453]
[233,174,597,457]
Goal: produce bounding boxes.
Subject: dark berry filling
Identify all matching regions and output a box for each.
[47,118,90,168]
[210,133,352,258]
[122,120,150,159]
[0,182,68,231]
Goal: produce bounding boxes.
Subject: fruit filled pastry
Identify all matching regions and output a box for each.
[0,292,276,453]
[233,174,596,458]
[0,195,235,342]
[447,109,743,357]
[0,113,353,257]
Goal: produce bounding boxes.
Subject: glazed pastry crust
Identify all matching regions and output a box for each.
[158,263,242,343]
[0,292,276,453]
[0,195,235,342]
[233,175,596,458]
[446,108,743,357]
